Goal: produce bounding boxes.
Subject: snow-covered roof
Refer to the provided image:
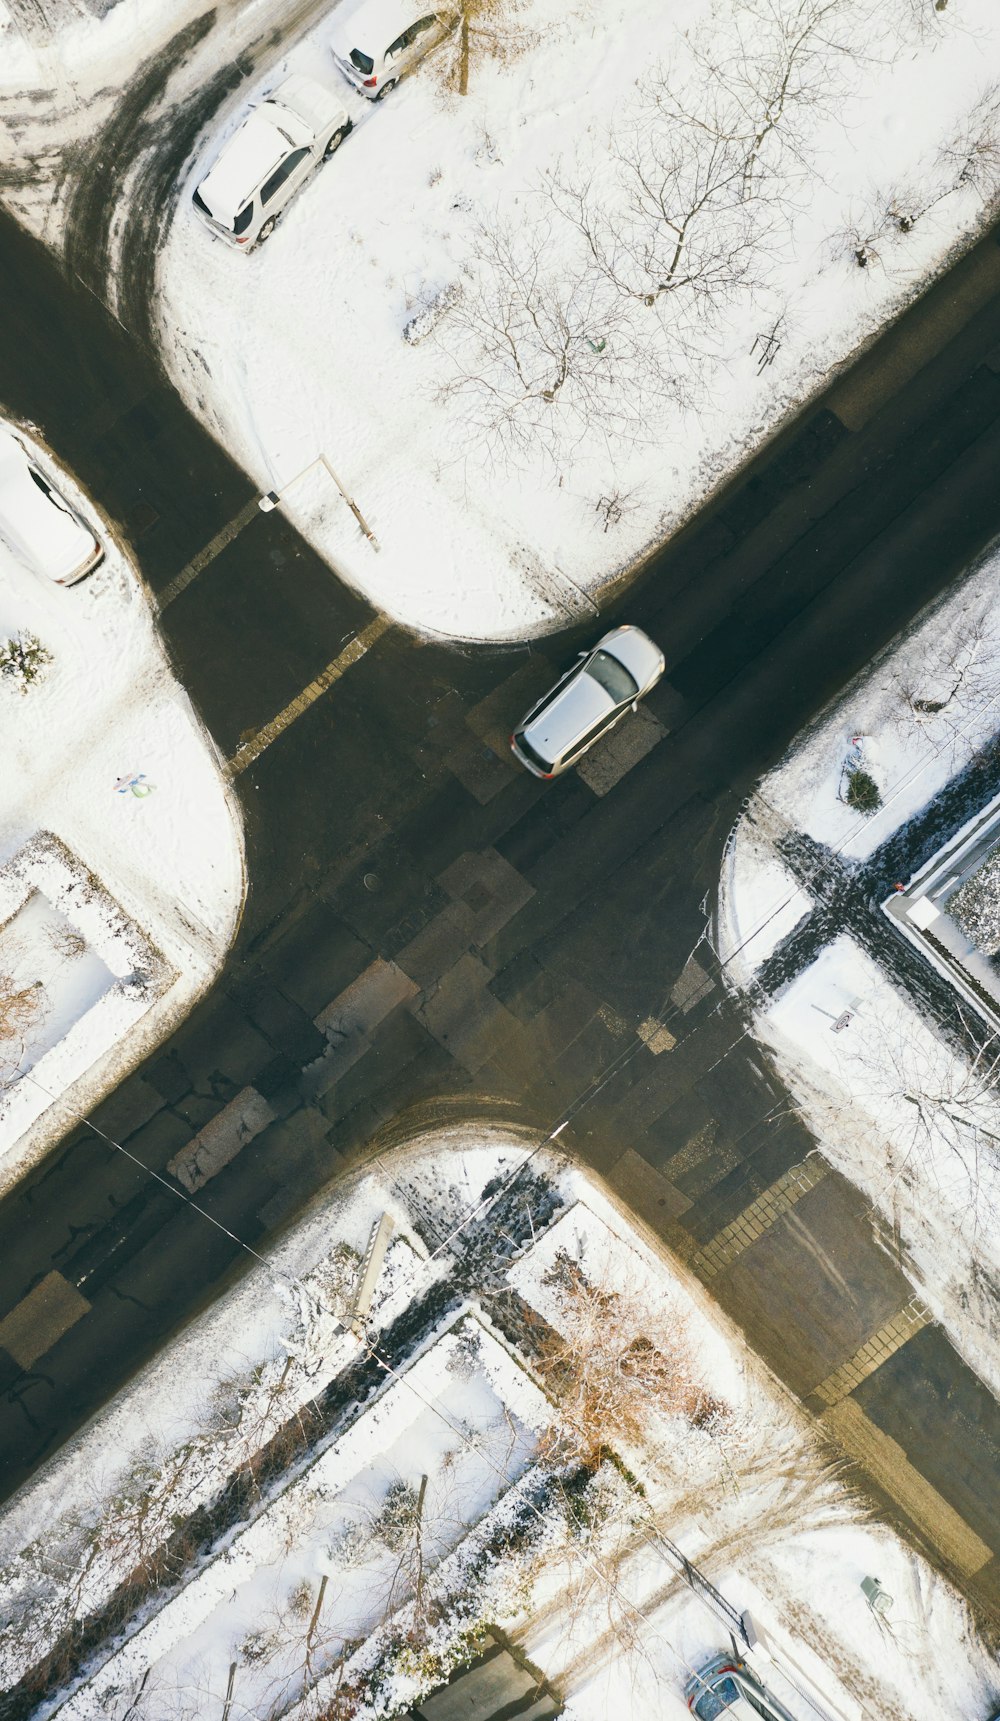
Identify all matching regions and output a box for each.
[197,106,306,225]
[0,430,98,583]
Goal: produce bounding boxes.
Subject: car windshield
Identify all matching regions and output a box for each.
[585,648,638,704]
[29,467,70,514]
[693,1675,742,1720]
[350,47,374,73]
[515,732,553,772]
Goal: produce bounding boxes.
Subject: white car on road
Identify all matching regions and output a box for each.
[0,429,103,586]
[511,624,665,779]
[193,75,352,248]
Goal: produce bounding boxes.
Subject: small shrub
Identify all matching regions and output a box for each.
[240,1626,280,1665]
[374,1480,422,1552]
[287,1579,313,1621]
[0,631,52,689]
[846,768,881,813]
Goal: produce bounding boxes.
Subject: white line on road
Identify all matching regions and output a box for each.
[226,616,390,777]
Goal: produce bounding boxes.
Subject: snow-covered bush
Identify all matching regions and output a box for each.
[949,846,1000,954]
[0,975,44,1088]
[0,630,52,689]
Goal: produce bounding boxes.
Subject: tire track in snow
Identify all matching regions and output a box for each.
[61,0,358,356]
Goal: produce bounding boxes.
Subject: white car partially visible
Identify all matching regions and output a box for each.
[0,430,103,586]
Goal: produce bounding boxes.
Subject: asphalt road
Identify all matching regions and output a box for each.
[1,199,1000,1639]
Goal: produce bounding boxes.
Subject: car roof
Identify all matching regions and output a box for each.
[522,671,612,766]
[0,431,94,580]
[333,0,428,47]
[197,106,305,224]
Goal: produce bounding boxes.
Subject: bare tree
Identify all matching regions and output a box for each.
[548,0,863,313]
[832,80,1000,277]
[883,601,1000,760]
[937,80,1000,206]
[435,0,540,96]
[683,0,863,201]
[877,0,954,46]
[438,215,672,464]
[530,1253,728,1470]
[0,974,44,1089]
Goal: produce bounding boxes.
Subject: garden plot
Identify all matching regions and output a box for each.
[4,1131,994,1721]
[0,417,244,1187]
[154,0,1000,640]
[0,833,172,1159]
[0,889,115,1083]
[65,1319,544,1721]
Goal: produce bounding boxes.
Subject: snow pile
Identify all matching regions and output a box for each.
[0,419,244,1185]
[153,0,1000,639]
[716,819,813,981]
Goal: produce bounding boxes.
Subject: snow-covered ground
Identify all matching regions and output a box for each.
[147,0,1000,639]
[2,1131,994,1721]
[0,420,244,1188]
[719,536,1000,988]
[737,538,1000,872]
[761,935,1000,1400]
[717,541,1000,1403]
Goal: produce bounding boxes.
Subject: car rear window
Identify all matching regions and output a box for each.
[233,202,254,234]
[350,47,374,73]
[515,732,553,772]
[586,648,638,704]
[693,1675,741,1720]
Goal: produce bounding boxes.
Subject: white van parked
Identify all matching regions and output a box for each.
[330,0,453,99]
[193,75,352,248]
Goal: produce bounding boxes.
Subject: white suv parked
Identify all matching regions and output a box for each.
[193,75,352,248]
[331,0,452,99]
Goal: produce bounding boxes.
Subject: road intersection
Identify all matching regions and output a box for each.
[0,204,999,1628]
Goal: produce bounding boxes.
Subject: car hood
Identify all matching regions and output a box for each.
[0,433,96,581]
[270,74,347,137]
[600,625,664,689]
[522,673,612,765]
